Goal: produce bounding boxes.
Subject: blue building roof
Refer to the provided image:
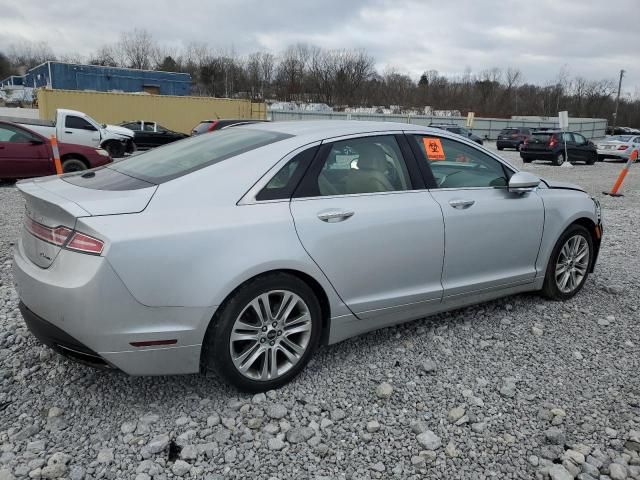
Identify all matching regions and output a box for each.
[24,61,192,96]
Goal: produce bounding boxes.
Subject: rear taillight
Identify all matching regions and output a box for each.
[25,217,72,246]
[617,145,629,150]
[207,121,219,132]
[66,232,104,255]
[25,217,104,255]
[549,135,558,148]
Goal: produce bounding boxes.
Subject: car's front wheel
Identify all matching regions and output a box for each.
[202,273,322,392]
[542,224,593,300]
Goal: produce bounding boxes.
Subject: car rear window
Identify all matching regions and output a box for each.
[531,133,554,141]
[500,128,518,134]
[109,128,292,183]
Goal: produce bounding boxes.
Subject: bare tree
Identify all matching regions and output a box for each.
[117,29,157,70]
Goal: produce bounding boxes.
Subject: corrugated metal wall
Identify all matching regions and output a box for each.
[37,89,267,134]
[268,110,608,139]
[26,62,192,95]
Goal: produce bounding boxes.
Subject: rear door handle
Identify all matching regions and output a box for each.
[449,199,475,209]
[65,131,73,134]
[317,210,355,222]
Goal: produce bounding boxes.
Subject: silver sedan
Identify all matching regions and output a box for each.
[13,121,603,391]
[597,135,640,161]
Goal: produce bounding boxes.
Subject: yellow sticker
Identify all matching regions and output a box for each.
[423,137,446,161]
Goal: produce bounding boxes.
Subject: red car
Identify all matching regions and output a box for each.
[0,121,112,180]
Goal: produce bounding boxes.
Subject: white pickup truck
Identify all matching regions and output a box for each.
[0,109,136,158]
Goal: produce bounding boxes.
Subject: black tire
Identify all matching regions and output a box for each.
[597,155,604,162]
[201,272,322,392]
[542,224,593,301]
[62,157,87,173]
[103,141,125,158]
[521,156,532,164]
[586,152,597,165]
[497,146,504,151]
[552,151,565,166]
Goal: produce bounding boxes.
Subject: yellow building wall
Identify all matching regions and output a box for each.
[37,89,267,134]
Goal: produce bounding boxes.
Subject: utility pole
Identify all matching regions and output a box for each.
[612,69,625,131]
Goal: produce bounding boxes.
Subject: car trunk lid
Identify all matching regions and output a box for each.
[17,171,157,268]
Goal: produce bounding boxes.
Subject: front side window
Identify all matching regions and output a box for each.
[143,122,155,132]
[412,135,510,188]
[561,133,574,143]
[315,136,411,196]
[110,128,292,184]
[65,116,96,131]
[573,133,587,145]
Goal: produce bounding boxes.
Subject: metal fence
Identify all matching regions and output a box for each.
[268,110,608,140]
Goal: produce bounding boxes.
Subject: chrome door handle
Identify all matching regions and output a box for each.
[317,210,355,222]
[449,199,475,209]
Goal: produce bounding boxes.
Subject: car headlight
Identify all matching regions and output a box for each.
[95,149,110,157]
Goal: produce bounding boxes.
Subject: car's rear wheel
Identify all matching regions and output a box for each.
[62,157,87,173]
[552,151,565,166]
[542,224,593,300]
[202,273,322,392]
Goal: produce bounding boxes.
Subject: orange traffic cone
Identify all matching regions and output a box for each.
[603,149,637,197]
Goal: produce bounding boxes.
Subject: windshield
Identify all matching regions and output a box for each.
[609,135,633,142]
[109,128,291,183]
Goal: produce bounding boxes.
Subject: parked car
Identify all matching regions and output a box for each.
[520,130,597,165]
[0,121,111,180]
[596,135,640,162]
[606,126,640,136]
[0,109,135,158]
[428,123,483,145]
[14,121,602,391]
[496,127,532,150]
[119,121,188,150]
[191,119,267,136]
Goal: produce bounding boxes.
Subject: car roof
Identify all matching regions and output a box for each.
[239,120,431,140]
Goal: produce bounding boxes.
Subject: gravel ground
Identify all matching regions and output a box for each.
[0,146,639,480]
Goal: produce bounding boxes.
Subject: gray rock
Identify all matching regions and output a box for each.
[0,469,15,480]
[366,420,381,433]
[375,382,393,399]
[268,438,285,451]
[251,392,266,404]
[370,462,385,472]
[548,464,574,480]
[471,422,486,433]
[545,427,566,445]
[499,382,517,398]
[447,406,465,423]
[145,434,170,454]
[609,463,627,480]
[286,427,314,444]
[416,431,442,450]
[411,420,428,434]
[96,448,114,463]
[331,409,346,421]
[266,404,288,420]
[421,359,437,373]
[180,445,198,460]
[171,460,191,476]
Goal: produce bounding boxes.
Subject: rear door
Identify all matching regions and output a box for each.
[408,133,544,298]
[290,133,445,320]
[560,132,581,162]
[0,124,52,178]
[572,133,593,162]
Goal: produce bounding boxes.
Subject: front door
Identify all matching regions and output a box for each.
[63,115,100,147]
[0,124,52,178]
[408,133,544,298]
[290,134,445,319]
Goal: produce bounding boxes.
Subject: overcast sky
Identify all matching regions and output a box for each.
[1,0,638,96]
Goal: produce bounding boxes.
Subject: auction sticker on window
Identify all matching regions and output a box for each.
[422,137,446,161]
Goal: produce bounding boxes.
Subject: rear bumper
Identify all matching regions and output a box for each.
[597,150,628,160]
[13,238,212,376]
[520,150,556,160]
[497,139,521,148]
[19,302,111,369]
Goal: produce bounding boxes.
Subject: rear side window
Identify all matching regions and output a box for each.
[110,128,292,183]
[65,116,96,131]
[256,146,319,201]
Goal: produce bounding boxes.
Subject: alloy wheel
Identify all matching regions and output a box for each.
[555,234,590,294]
[229,290,312,381]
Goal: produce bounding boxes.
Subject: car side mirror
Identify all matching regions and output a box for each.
[508,171,540,193]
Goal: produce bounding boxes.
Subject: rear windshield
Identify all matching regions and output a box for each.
[109,128,291,183]
[192,121,214,134]
[531,133,554,141]
[609,135,633,141]
[500,128,519,134]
